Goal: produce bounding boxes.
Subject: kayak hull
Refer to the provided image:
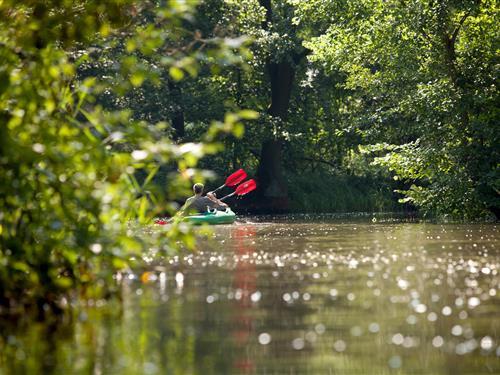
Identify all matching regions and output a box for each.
[183,209,236,225]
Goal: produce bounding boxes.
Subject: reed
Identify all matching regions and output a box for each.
[286,172,404,213]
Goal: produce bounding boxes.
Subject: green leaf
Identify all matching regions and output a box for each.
[238,109,259,120]
[169,66,184,81]
[130,72,145,87]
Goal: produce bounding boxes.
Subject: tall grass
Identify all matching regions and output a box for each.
[286,172,405,213]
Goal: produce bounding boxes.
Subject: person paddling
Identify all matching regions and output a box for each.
[181,183,228,214]
[154,177,256,225]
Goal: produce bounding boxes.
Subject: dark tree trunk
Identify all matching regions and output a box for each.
[171,111,184,139]
[254,60,295,212]
[167,80,184,140]
[268,61,295,117]
[254,0,296,212]
[256,139,289,211]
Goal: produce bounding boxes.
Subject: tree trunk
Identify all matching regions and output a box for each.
[254,60,295,212]
[268,61,295,117]
[256,140,289,211]
[167,80,184,140]
[171,111,184,140]
[254,0,295,212]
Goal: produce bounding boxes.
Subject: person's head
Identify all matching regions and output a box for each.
[193,183,204,195]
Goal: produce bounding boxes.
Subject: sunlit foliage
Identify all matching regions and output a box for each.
[0,0,254,313]
[301,0,499,219]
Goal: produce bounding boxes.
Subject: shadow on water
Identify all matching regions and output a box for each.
[0,216,499,374]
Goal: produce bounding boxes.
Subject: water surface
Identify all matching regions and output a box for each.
[1,219,499,374]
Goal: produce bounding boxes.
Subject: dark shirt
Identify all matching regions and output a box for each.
[183,195,226,213]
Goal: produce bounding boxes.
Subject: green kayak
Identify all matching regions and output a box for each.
[183,209,236,225]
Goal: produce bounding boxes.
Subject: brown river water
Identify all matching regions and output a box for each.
[1,217,499,374]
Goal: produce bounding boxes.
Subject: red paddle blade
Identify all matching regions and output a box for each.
[234,179,257,195]
[225,169,247,187]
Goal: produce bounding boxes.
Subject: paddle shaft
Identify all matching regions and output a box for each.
[220,192,235,201]
[211,184,225,194]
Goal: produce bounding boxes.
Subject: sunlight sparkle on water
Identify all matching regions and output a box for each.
[333,340,346,352]
[258,333,271,345]
[12,221,493,375]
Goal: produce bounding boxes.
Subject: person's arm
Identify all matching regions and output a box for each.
[206,192,228,208]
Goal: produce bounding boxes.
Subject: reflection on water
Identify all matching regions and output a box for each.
[1,220,499,374]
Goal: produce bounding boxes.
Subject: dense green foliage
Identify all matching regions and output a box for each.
[298,0,499,219]
[0,0,252,313]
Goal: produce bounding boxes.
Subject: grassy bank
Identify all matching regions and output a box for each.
[286,172,407,213]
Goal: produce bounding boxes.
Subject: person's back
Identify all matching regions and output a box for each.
[182,183,228,214]
[184,195,224,213]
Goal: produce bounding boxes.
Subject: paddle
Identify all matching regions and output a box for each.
[220,179,257,201]
[210,169,247,194]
